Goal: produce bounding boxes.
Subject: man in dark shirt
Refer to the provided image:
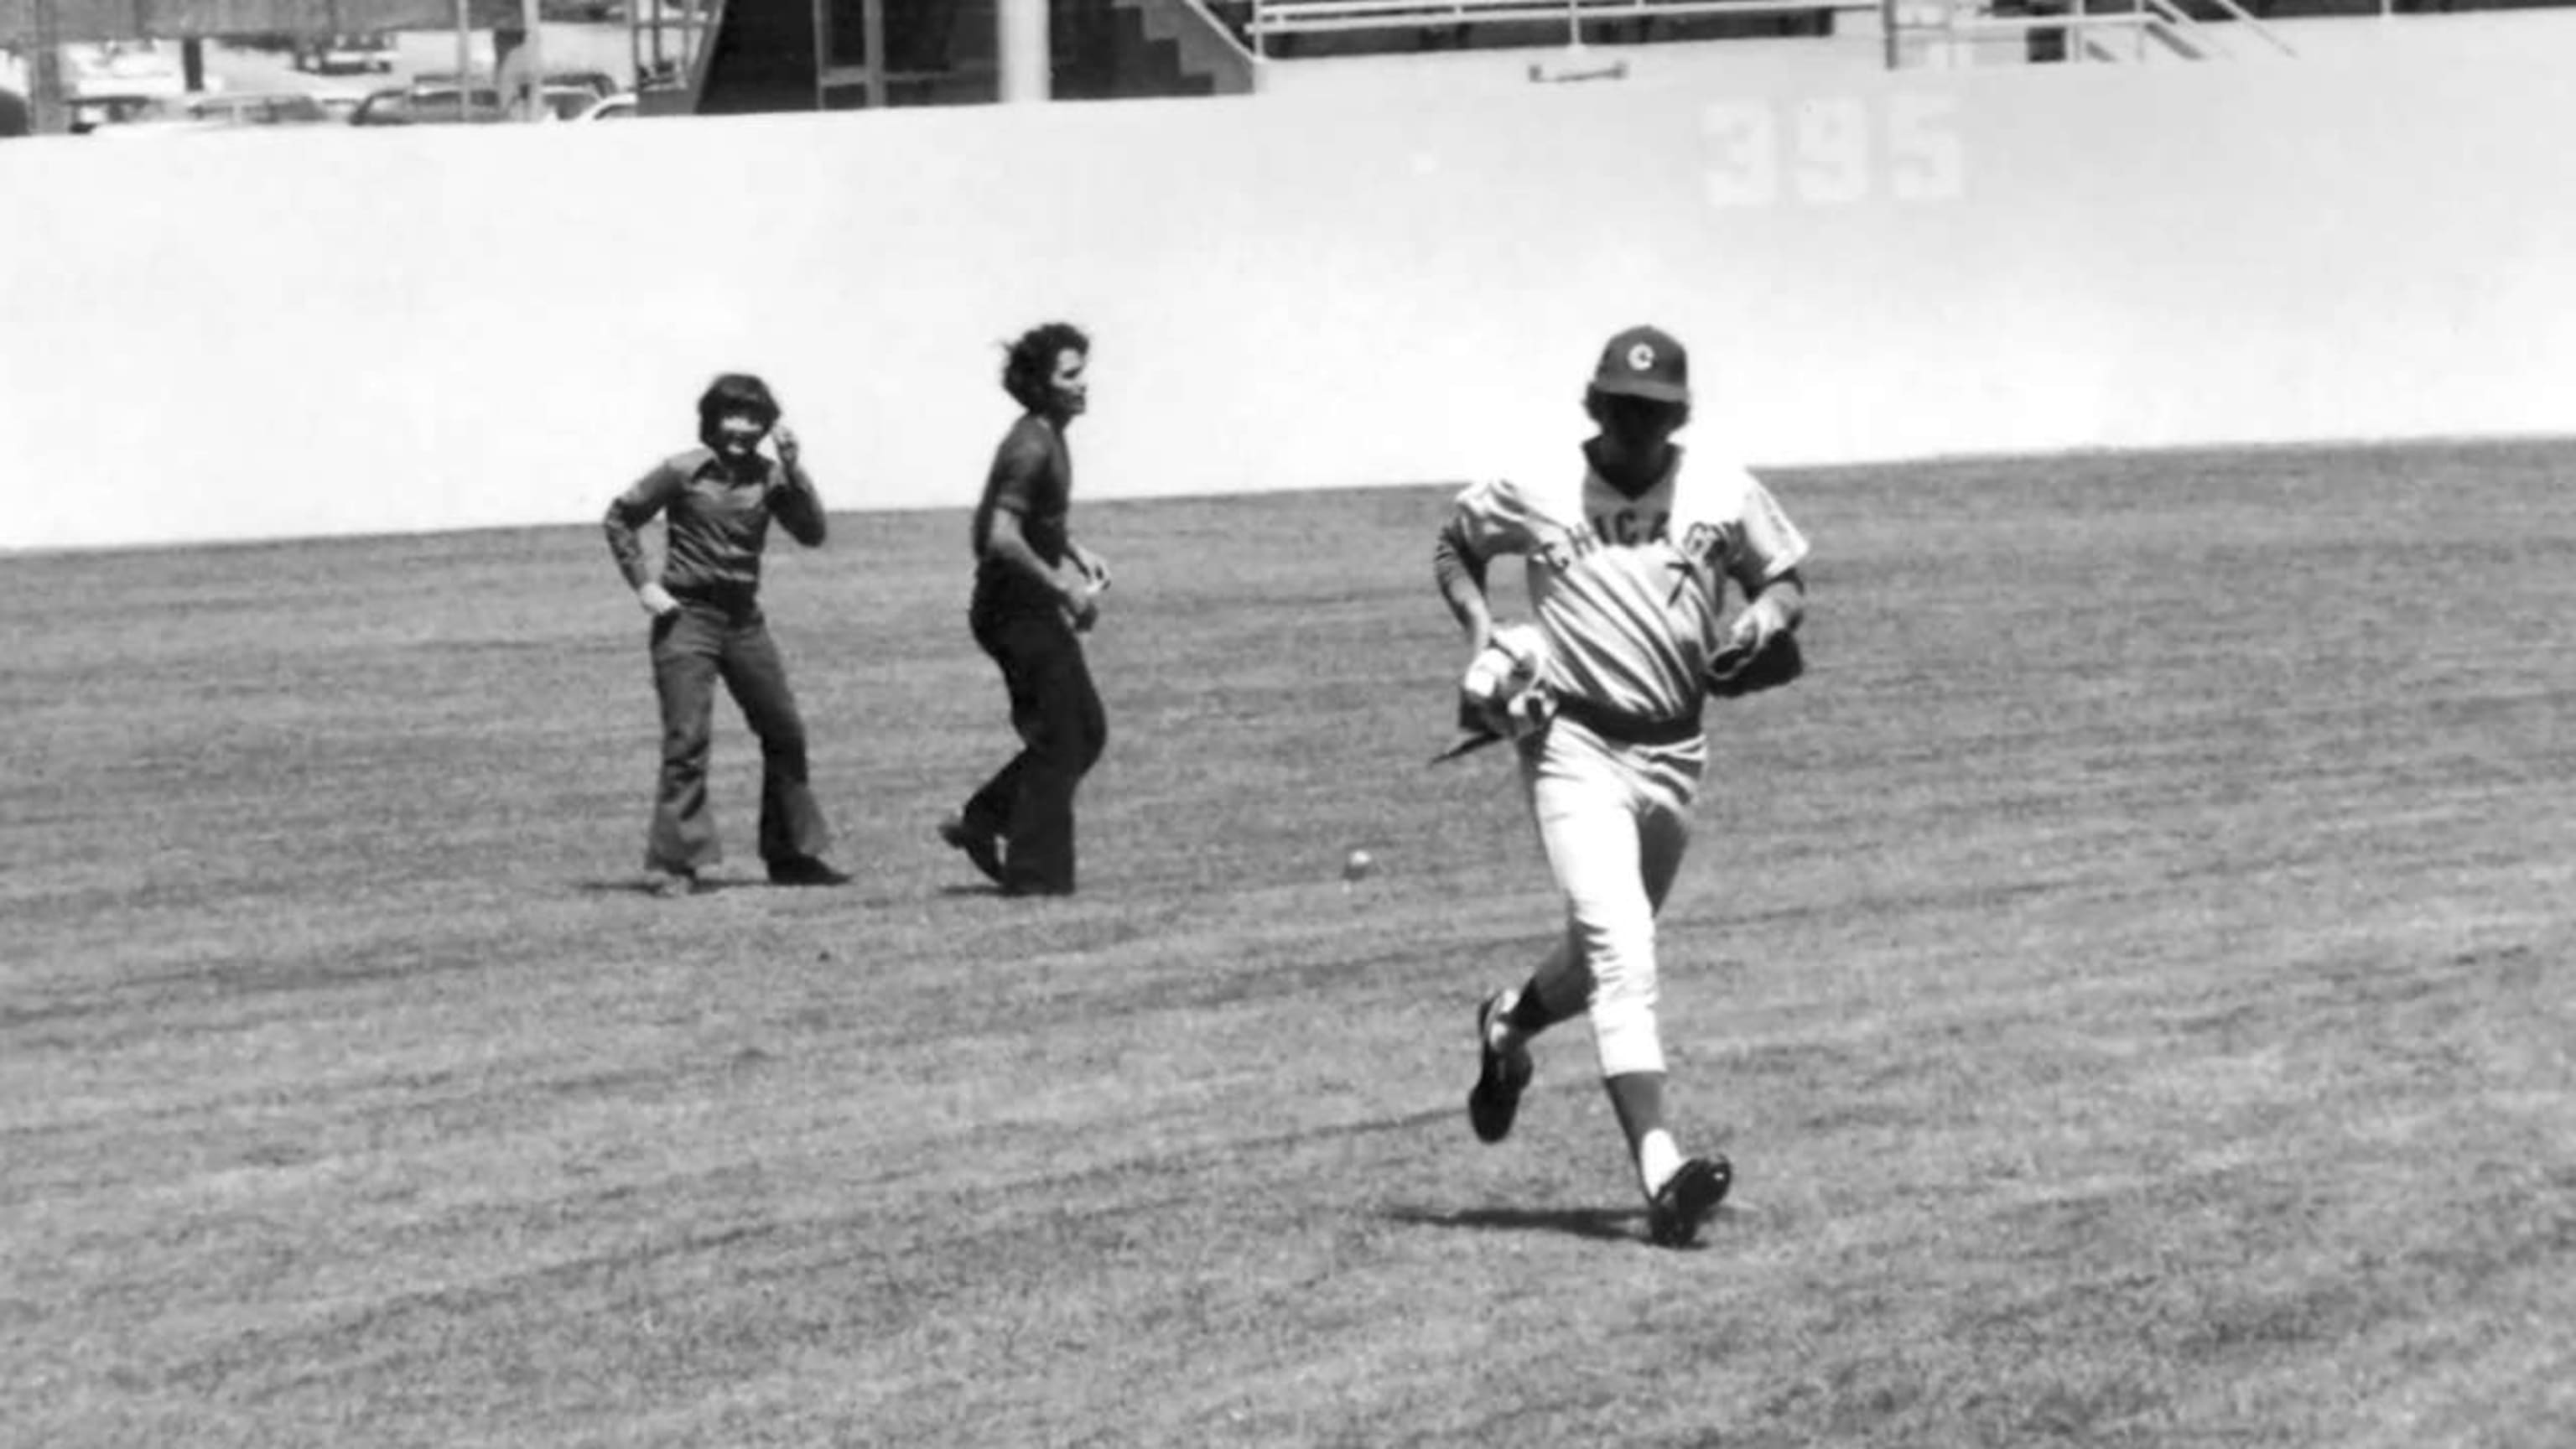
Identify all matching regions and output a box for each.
[605,373,849,895]
[941,323,1111,897]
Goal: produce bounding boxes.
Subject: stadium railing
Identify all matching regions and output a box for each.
[1243,0,1853,55]
[1917,0,2295,60]
[1240,0,2294,63]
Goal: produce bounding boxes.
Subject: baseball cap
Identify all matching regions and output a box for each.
[1590,325,1690,404]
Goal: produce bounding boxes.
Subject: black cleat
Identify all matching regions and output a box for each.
[766,857,853,887]
[938,815,1006,887]
[1467,991,1534,1144]
[1646,1156,1733,1248]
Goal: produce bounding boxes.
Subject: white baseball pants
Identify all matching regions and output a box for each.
[1518,718,1706,1078]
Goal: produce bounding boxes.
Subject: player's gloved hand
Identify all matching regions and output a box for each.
[1723,595,1785,658]
[770,423,801,469]
[1706,595,1804,698]
[636,582,682,618]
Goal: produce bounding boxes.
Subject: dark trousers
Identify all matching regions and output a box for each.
[644,600,832,873]
[963,605,1107,894]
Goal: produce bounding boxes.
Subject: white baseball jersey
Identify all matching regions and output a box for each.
[1450,448,1810,722]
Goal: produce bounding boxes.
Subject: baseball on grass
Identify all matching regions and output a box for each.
[1343,849,1375,882]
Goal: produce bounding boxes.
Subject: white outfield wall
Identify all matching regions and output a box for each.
[4,16,2575,550]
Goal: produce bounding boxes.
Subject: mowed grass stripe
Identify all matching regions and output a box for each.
[3,442,2572,1447]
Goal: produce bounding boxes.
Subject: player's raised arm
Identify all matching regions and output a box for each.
[765,423,828,548]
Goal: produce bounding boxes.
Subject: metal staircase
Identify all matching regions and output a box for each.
[1056,0,1256,98]
[626,0,714,110]
[1888,0,2297,64]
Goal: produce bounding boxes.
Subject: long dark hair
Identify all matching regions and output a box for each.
[1000,323,1090,412]
[697,373,781,447]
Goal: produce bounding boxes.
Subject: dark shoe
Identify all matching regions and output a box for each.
[645,866,700,898]
[766,857,852,887]
[1646,1156,1733,1249]
[1467,990,1533,1145]
[998,879,1073,898]
[938,814,1005,886]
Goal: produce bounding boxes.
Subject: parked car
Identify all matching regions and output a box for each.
[311,88,371,123]
[80,109,232,139]
[527,84,609,120]
[172,91,338,127]
[484,65,625,106]
[548,69,622,101]
[350,85,508,126]
[67,94,170,133]
[296,33,398,76]
[574,91,637,122]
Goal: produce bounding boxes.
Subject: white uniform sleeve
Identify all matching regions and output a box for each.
[1724,473,1811,591]
[1450,476,1543,559]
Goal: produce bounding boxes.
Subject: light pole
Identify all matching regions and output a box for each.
[455,0,474,121]
[29,0,67,135]
[521,0,545,119]
[999,0,1046,103]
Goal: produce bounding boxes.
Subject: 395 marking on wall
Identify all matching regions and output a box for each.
[1701,94,1965,209]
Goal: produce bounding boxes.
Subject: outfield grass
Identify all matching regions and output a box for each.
[4,441,2573,1448]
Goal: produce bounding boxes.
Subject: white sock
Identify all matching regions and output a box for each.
[1488,988,1523,1052]
[1638,1130,1682,1198]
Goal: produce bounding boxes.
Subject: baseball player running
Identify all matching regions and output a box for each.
[1432,325,1810,1248]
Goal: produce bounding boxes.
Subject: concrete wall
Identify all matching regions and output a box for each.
[7,15,2575,549]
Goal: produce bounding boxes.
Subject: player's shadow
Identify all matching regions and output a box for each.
[1381,1202,1644,1244]
[571,876,760,896]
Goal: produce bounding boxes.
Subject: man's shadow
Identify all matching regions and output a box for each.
[1381,1203,1645,1244]
[572,876,759,896]
[571,878,1026,901]
[1384,1200,1753,1247]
